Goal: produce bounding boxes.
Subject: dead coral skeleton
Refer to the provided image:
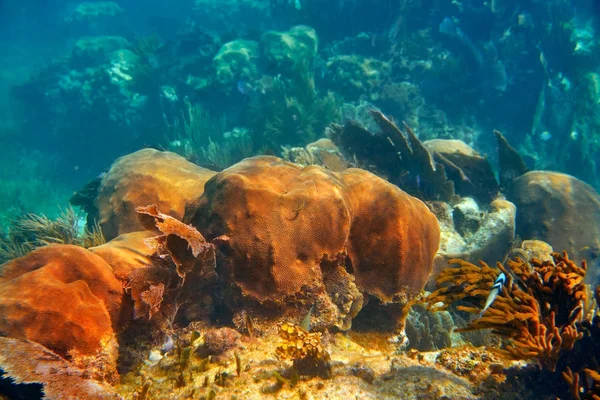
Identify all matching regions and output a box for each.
[424,251,587,371]
[124,205,217,329]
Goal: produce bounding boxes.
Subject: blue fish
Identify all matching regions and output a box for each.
[479,272,506,317]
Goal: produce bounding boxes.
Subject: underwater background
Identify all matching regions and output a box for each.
[1,0,600,399]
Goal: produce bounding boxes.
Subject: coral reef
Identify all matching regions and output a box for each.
[90,231,156,282]
[0,244,122,378]
[324,55,390,100]
[425,251,587,371]
[0,206,105,263]
[72,36,132,67]
[282,138,349,172]
[248,63,342,151]
[423,139,499,203]
[260,25,318,74]
[185,155,439,330]
[197,327,241,358]
[95,149,216,240]
[493,130,529,191]
[328,110,455,201]
[508,171,600,266]
[212,39,259,88]
[69,1,124,25]
[276,322,331,377]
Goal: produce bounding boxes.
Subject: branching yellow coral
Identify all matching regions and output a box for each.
[423,251,588,371]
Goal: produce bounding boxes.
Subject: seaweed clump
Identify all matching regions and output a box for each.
[424,251,586,371]
[0,207,105,263]
[276,322,331,378]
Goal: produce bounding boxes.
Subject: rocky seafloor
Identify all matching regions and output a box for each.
[1,110,600,399]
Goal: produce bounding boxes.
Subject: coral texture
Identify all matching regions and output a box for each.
[90,231,156,281]
[185,156,440,328]
[0,244,122,366]
[508,171,600,266]
[96,149,216,240]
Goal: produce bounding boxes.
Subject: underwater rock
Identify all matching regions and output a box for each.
[324,55,390,100]
[428,201,467,262]
[424,139,499,202]
[71,2,124,23]
[197,328,241,358]
[452,197,482,239]
[0,245,122,370]
[505,239,554,264]
[494,130,529,191]
[0,337,122,399]
[72,36,132,67]
[185,156,439,330]
[96,149,216,241]
[404,304,460,351]
[508,171,600,266]
[429,198,516,278]
[212,39,260,88]
[462,199,516,263]
[260,25,318,74]
[282,138,349,172]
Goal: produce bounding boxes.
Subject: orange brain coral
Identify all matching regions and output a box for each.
[96,149,216,240]
[186,156,440,308]
[0,245,123,360]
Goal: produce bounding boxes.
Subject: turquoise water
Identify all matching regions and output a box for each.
[1,0,599,223]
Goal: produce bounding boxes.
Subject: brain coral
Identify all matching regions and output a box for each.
[508,171,600,266]
[96,149,216,240]
[0,245,122,363]
[185,156,439,328]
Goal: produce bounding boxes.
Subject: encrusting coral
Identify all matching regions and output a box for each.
[424,251,587,371]
[276,322,331,378]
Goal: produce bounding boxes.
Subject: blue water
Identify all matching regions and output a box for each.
[0,0,599,220]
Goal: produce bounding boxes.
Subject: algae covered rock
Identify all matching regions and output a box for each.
[185,156,440,330]
[212,39,259,87]
[72,36,132,67]
[509,170,600,265]
[260,25,318,72]
[96,149,216,240]
[429,197,516,280]
[71,2,124,23]
[324,55,390,99]
[424,139,499,202]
